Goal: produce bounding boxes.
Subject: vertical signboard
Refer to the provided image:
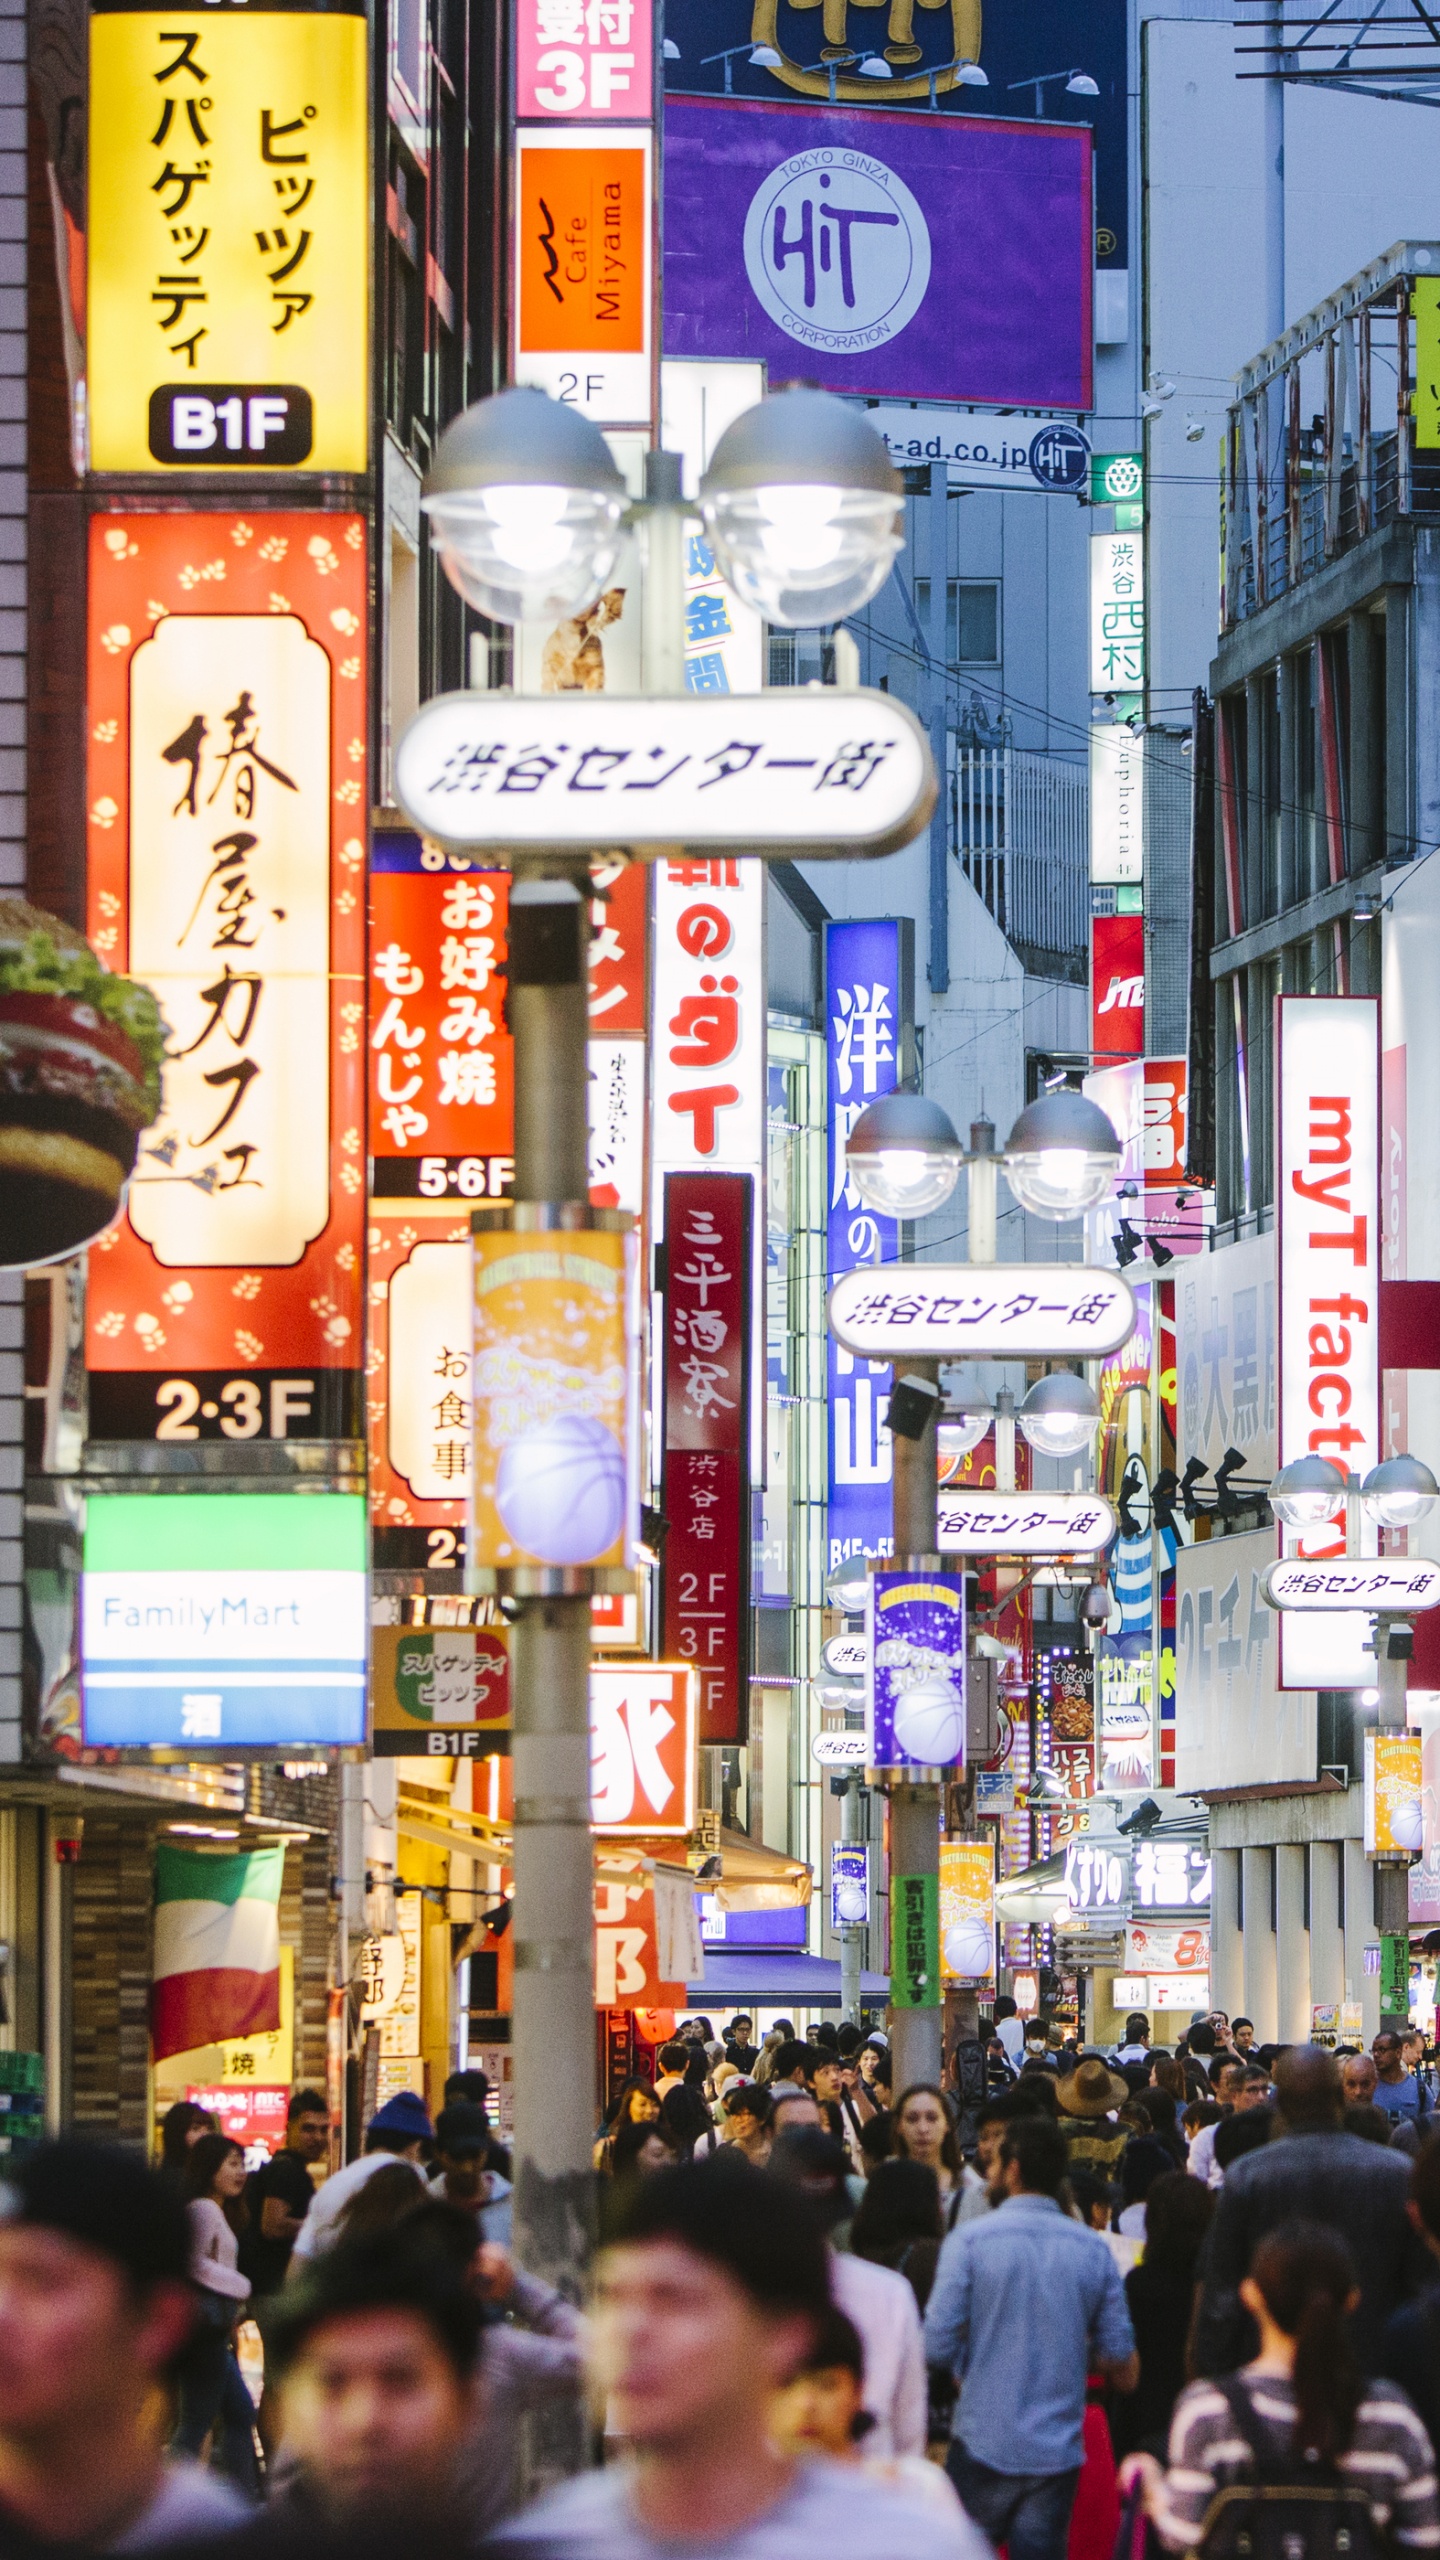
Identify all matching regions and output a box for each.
[1091,913,1144,1065]
[825,919,911,1568]
[865,1569,966,1773]
[831,1841,870,1930]
[939,1841,995,1984]
[591,1664,697,1834]
[660,1173,751,1745]
[87,4,370,474]
[470,1227,636,1572]
[513,127,654,426]
[891,1870,939,2009]
[1089,725,1144,885]
[516,0,654,118]
[85,512,366,1441]
[1089,532,1145,692]
[1277,996,1380,1685]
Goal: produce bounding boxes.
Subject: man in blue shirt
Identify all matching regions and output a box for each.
[924,2114,1138,2560]
[1372,2031,1430,2124]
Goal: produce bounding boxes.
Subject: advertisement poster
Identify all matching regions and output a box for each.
[514,128,654,425]
[664,98,1093,413]
[939,1841,994,1984]
[594,1876,687,2010]
[1365,1730,1424,1857]
[1099,1652,1155,1790]
[890,1871,939,2009]
[470,1227,636,1572]
[660,1174,752,1744]
[370,1625,511,1759]
[831,1842,870,1932]
[85,513,366,1442]
[1091,912,1145,1065]
[1126,1922,1210,1974]
[866,1570,967,1773]
[825,919,911,1567]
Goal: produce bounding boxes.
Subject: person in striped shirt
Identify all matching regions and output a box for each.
[1120,2222,1440,2553]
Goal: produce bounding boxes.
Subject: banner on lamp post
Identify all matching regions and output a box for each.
[865,1569,967,1773]
[825,919,913,1571]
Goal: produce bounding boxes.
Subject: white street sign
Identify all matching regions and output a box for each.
[937,1492,1117,1556]
[1263,1557,1440,1612]
[394,691,935,860]
[812,1730,869,1767]
[858,405,1090,496]
[828,1265,1137,1360]
[822,1634,870,1676]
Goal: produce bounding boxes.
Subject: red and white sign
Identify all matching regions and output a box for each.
[660,1172,751,1744]
[517,0,654,121]
[590,1662,697,1835]
[1091,913,1145,1063]
[1125,1922,1210,1975]
[186,2084,291,2159]
[593,1874,689,2010]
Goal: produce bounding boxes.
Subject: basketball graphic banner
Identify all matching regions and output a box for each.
[865,1569,967,1774]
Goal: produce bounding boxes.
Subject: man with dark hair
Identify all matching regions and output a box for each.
[992,1993,1024,2069]
[725,2016,760,2073]
[242,2087,330,2300]
[768,2037,812,2096]
[1231,2017,1256,2054]
[290,2089,432,2265]
[652,2042,691,2102]
[925,2114,1137,2560]
[432,2102,512,2249]
[1193,2043,1429,2373]
[0,2138,248,2547]
[498,2162,982,2560]
[265,2206,483,2533]
[769,2086,824,2136]
[1373,2029,1431,2125]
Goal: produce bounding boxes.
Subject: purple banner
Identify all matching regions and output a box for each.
[664,97,1092,413]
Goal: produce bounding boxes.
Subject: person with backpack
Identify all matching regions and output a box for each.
[1120,2222,1439,2555]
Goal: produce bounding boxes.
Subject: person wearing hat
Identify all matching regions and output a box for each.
[289,2089,433,2267]
[430,2102,513,2250]
[1055,2057,1131,2185]
[0,2137,251,2548]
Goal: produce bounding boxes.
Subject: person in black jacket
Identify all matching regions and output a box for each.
[1193,2044,1430,2374]
[1110,2170,1214,2460]
[1379,2137,1440,2462]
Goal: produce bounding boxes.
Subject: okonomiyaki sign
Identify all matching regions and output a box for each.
[743,148,931,354]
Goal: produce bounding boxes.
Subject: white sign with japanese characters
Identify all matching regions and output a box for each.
[935,1492,1117,1557]
[1263,1557,1440,1612]
[589,1664,697,1836]
[828,1265,1137,1360]
[1174,1527,1317,1792]
[1090,532,1145,692]
[812,1730,868,1766]
[393,691,935,859]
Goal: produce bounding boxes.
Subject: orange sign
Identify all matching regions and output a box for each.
[594,1877,684,2011]
[517,141,647,353]
[85,512,366,1441]
[590,1665,696,1835]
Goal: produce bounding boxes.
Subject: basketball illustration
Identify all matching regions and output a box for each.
[495,1413,627,1564]
[891,1674,966,1765]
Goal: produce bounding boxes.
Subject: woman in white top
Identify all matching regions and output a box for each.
[174,2133,259,2498]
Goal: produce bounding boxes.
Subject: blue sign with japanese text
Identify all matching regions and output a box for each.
[825,919,909,1566]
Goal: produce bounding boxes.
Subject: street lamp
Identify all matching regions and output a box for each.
[421,388,627,625]
[1002,1089,1123,1220]
[1268,1454,1347,1527]
[699,389,904,627]
[938,1395,995,1469]
[1362,1456,1440,1528]
[1007,67,1098,111]
[826,1558,870,1615]
[845,1090,964,1217]
[1018,1372,1100,1459]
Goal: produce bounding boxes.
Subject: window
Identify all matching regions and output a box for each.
[917,580,1000,663]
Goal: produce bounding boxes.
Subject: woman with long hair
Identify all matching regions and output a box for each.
[158,2099,216,2188]
[890,2084,967,2226]
[1121,2222,1439,2547]
[1148,2054,1186,2107]
[174,2133,259,2495]
[334,2157,428,2242]
[849,2158,945,2307]
[593,2077,660,2173]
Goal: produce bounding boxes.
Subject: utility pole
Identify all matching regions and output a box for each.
[888,1349,943,2089]
[1373,1603,1413,2029]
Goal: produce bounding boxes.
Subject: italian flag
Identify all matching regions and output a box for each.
[152,1844,285,2062]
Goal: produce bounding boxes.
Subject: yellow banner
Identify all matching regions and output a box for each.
[940,1840,996,1985]
[88,10,368,472]
[1416,280,1440,451]
[471,1229,634,1571]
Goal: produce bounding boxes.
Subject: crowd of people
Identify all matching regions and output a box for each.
[3,2008,1440,2560]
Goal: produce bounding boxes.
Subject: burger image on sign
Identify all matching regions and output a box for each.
[0,900,164,1266]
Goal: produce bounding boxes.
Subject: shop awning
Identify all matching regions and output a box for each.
[688,1949,889,2009]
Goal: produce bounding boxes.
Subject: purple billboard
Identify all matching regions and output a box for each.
[664,97,1093,413]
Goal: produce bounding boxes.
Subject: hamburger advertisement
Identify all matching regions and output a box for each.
[0,899,164,1266]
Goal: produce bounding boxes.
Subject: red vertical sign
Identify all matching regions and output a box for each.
[1091,913,1145,1063]
[661,1172,751,1746]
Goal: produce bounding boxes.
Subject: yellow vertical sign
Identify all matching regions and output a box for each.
[87,9,369,472]
[1416,281,1440,451]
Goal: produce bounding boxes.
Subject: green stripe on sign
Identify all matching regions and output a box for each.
[154,1843,286,1911]
[85,1491,367,1574]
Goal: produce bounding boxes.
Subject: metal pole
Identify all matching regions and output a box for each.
[889,1354,943,2087]
[840,1775,864,2023]
[1373,1606,1413,2028]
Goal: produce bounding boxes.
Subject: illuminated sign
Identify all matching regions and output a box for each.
[516,0,653,119]
[826,918,905,1567]
[939,1841,994,1984]
[1264,1557,1440,1611]
[590,1663,697,1834]
[1090,531,1145,691]
[370,1624,510,1758]
[1090,724,1144,886]
[866,1570,967,1773]
[935,1493,1117,1557]
[87,7,369,473]
[85,512,366,1441]
[514,127,653,425]
[1365,1730,1424,1856]
[470,1225,637,1572]
[829,1265,1136,1360]
[80,1492,367,1750]
[659,1173,751,1744]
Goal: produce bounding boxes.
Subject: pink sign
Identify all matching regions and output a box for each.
[517,0,654,120]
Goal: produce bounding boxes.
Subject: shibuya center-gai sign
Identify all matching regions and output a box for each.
[828,1266,1137,1361]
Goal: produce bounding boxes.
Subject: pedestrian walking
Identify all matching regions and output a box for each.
[1380,2141,1440,2462]
[604,2115,682,2192]
[594,2078,662,2173]
[1110,2171,1215,2461]
[771,2126,928,2457]
[240,2088,329,2299]
[849,2158,946,2311]
[720,2081,773,2165]
[431,2101,513,2246]
[174,2133,259,2496]
[770,2304,962,2515]
[458,2240,587,2531]
[0,2138,250,2549]
[1193,2045,1430,2374]
[1122,2223,1439,2552]
[158,2101,218,2193]
[925,2113,1138,2560]
[891,2085,968,2227]
[1372,2032,1432,2127]
[289,2089,432,2266]
[1055,2056,1131,2184]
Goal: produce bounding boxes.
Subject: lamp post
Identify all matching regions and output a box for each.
[419,383,904,2306]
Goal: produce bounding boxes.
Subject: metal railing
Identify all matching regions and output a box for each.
[951,744,1088,972]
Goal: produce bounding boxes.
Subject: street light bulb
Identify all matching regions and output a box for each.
[1268,1454,1348,1528]
[1066,70,1099,93]
[1361,1454,1440,1529]
[699,388,903,628]
[1017,1372,1100,1459]
[1002,1090,1122,1219]
[938,1398,994,1462]
[826,1560,869,1613]
[421,388,628,626]
[845,1091,963,1217]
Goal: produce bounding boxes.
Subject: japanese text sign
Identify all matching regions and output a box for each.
[370,844,513,1194]
[1089,532,1145,690]
[590,1664,697,1834]
[370,1625,511,1758]
[1100,1653,1155,1789]
[831,1842,870,1931]
[830,1265,1137,1361]
[1062,1838,1131,1918]
[936,1492,1116,1557]
[826,919,909,1569]
[186,2085,290,2159]
[1365,1730,1424,1857]
[1092,913,1144,1064]
[890,1870,939,2008]
[594,1875,686,2008]
[660,1174,752,1745]
[1126,1921,1210,1973]
[866,1571,966,1773]
[1265,1557,1440,1612]
[939,1841,994,1985]
[88,6,368,473]
[470,1226,637,1572]
[517,0,654,119]
[85,512,366,1444]
[1131,1841,1211,1911]
[393,691,935,859]
[514,127,653,426]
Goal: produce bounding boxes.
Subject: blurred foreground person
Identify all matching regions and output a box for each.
[0,2138,250,2550]
[497,2160,985,2560]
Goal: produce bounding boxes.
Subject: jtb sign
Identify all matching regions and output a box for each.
[825,920,911,1567]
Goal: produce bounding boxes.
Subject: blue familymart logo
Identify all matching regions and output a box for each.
[743,148,931,355]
